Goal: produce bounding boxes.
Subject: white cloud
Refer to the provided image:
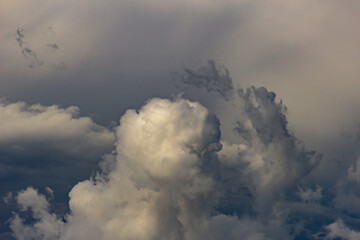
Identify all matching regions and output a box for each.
[326,219,360,240]
[7,93,326,239]
[10,98,223,240]
[0,100,116,238]
[0,100,115,156]
[10,187,64,240]
[298,186,322,203]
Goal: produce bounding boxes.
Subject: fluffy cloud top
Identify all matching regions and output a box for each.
[1,0,360,238]
[5,92,321,239]
[3,60,360,240]
[10,98,223,240]
[0,101,114,155]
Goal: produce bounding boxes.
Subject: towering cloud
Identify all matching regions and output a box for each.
[9,98,223,240]
[4,92,320,239]
[1,0,360,239]
[4,58,360,239]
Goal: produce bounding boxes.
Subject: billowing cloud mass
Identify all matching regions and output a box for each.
[1,0,360,239]
[9,98,223,240]
[5,68,360,239]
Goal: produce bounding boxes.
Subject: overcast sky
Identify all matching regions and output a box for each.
[1,1,360,239]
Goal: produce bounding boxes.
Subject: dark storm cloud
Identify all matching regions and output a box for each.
[175,60,234,100]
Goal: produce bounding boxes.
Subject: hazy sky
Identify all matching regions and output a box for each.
[1,1,360,239]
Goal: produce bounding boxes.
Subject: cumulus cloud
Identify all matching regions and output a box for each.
[10,187,65,240]
[1,1,359,153]
[0,100,114,155]
[172,61,360,238]
[9,98,222,240]
[6,92,321,239]
[0,100,115,237]
[4,56,360,239]
[326,219,360,240]
[1,0,360,239]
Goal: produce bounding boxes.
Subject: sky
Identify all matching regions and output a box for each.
[0,0,360,239]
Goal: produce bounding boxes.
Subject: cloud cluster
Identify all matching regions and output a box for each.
[3,58,360,239]
[1,92,322,239]
[9,98,222,240]
[0,100,115,238]
[1,0,359,155]
[1,0,359,238]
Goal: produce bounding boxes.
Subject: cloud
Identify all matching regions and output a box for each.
[326,219,360,240]
[2,1,358,155]
[47,43,59,50]
[0,100,115,237]
[0,0,359,237]
[9,98,222,240]
[15,29,25,48]
[175,60,234,100]
[0,100,114,156]
[5,92,323,239]
[348,158,360,184]
[170,61,360,238]
[10,187,65,240]
[3,55,360,239]
[15,28,44,68]
[297,186,322,203]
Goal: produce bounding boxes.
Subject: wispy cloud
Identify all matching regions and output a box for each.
[15,28,44,68]
[47,43,59,50]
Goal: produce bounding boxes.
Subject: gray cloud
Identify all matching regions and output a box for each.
[0,88,332,239]
[1,0,360,239]
[47,43,59,50]
[2,56,360,239]
[21,47,43,68]
[15,28,44,68]
[15,29,25,48]
[175,60,234,100]
[2,1,358,151]
[4,90,360,239]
